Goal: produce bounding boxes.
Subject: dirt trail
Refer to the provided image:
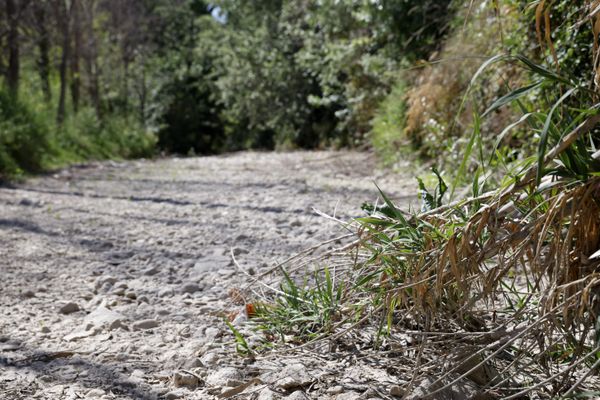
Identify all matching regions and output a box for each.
[0,151,415,400]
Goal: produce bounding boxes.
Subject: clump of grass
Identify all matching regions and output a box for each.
[252,266,344,343]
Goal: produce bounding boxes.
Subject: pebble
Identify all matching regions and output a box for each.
[389,385,405,397]
[132,319,159,330]
[204,327,221,340]
[95,276,117,290]
[334,393,361,400]
[173,371,201,388]
[181,356,203,369]
[84,305,127,331]
[164,389,187,399]
[59,302,80,315]
[327,386,344,395]
[181,283,200,294]
[85,388,106,398]
[275,364,313,390]
[258,388,280,400]
[286,391,308,400]
[200,352,219,366]
[206,367,243,387]
[143,266,160,276]
[137,295,150,303]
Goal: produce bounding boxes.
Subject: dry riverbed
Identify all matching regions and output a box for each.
[0,151,416,400]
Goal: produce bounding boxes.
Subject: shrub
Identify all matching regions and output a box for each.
[0,89,53,176]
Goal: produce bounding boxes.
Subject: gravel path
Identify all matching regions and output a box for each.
[0,151,415,400]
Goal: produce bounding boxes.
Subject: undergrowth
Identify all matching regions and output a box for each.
[0,86,156,179]
[232,1,600,398]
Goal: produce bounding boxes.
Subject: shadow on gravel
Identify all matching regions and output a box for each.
[1,344,161,400]
[0,218,55,236]
[15,187,195,206]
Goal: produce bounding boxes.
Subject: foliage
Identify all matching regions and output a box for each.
[208,0,453,149]
[248,0,600,397]
[0,89,52,176]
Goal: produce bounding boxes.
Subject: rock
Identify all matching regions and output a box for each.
[206,367,243,387]
[327,386,344,395]
[173,371,201,388]
[132,319,159,330]
[403,376,483,400]
[130,369,145,381]
[204,327,221,340]
[389,385,405,397]
[232,247,249,256]
[81,291,94,301]
[84,305,127,331]
[95,276,117,290]
[290,219,302,227]
[200,352,219,366]
[275,364,313,390]
[143,266,160,276]
[64,328,98,341]
[164,389,187,399]
[181,356,203,369]
[85,388,105,398]
[286,391,308,400]
[41,326,51,333]
[59,302,80,315]
[335,393,361,400]
[181,283,200,294]
[137,295,150,303]
[159,287,174,297]
[21,290,36,298]
[358,389,378,399]
[257,388,281,400]
[112,287,126,296]
[125,291,137,300]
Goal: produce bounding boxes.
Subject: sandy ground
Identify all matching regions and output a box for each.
[0,151,416,400]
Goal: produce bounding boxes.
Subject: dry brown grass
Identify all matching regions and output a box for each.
[402,1,524,157]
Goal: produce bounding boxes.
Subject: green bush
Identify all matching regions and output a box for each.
[0,90,54,176]
[0,86,155,178]
[370,79,408,164]
[60,108,156,161]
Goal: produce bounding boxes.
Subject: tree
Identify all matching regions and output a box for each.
[53,0,73,123]
[5,0,20,98]
[31,0,52,102]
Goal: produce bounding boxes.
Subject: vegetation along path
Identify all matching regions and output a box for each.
[0,151,414,400]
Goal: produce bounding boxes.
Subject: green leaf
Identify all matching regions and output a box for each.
[482,80,544,117]
[537,87,577,185]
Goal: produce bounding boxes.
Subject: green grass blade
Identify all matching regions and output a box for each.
[537,87,577,185]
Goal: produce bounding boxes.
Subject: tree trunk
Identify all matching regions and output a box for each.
[82,0,101,118]
[6,0,20,98]
[70,0,82,112]
[34,1,51,102]
[55,0,72,124]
